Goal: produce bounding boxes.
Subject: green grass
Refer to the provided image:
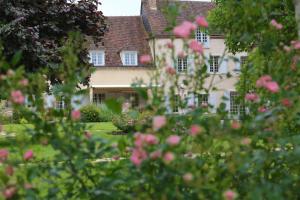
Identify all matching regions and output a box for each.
[0,122,128,161]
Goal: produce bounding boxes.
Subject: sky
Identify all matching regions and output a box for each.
[99,0,211,16]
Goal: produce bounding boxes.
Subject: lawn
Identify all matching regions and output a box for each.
[0,122,128,161]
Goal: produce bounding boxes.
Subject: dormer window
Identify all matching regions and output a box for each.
[122,51,138,66]
[195,28,209,47]
[89,50,105,66]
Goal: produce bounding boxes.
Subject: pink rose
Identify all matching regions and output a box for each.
[71,110,81,121]
[163,152,175,164]
[231,120,241,130]
[256,75,272,88]
[130,148,147,167]
[0,149,9,163]
[241,137,252,146]
[173,21,197,38]
[223,190,237,200]
[270,19,283,30]
[84,131,92,139]
[139,55,152,64]
[134,133,145,147]
[23,150,34,161]
[144,134,159,145]
[265,81,279,93]
[166,66,176,75]
[195,16,208,28]
[3,186,17,199]
[281,98,292,107]
[183,172,194,182]
[166,42,174,49]
[19,79,29,87]
[5,165,14,176]
[292,40,300,49]
[10,90,25,105]
[189,40,203,54]
[150,150,162,160]
[166,135,181,146]
[153,116,166,131]
[189,124,202,136]
[245,93,259,102]
[258,106,267,113]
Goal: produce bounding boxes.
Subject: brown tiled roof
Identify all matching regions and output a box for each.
[141,0,215,37]
[90,16,151,67]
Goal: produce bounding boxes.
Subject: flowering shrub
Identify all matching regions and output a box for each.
[0,2,299,199]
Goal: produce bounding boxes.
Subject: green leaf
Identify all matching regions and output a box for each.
[105,98,122,114]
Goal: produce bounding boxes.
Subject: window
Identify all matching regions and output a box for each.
[230,92,245,115]
[173,95,179,113]
[241,56,248,67]
[196,28,208,44]
[129,93,139,108]
[177,57,188,72]
[89,51,105,66]
[122,51,138,66]
[93,93,105,105]
[56,97,65,110]
[197,94,209,107]
[210,56,219,73]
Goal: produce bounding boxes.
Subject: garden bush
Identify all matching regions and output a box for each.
[79,104,101,122]
[98,104,115,122]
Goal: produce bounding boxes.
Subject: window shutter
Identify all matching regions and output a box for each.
[204,35,210,48]
[235,56,241,72]
[172,57,178,72]
[45,95,55,108]
[187,55,195,75]
[164,92,172,114]
[223,91,230,111]
[208,92,217,113]
[187,92,195,107]
[219,57,228,74]
[204,54,211,74]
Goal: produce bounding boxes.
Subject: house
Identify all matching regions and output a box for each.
[87,0,247,115]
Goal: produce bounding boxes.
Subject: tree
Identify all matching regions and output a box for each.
[0,0,106,85]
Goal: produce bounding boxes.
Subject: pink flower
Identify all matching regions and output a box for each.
[144,134,159,145]
[19,79,28,87]
[166,42,174,49]
[189,40,203,54]
[292,41,300,49]
[150,150,162,160]
[163,152,175,164]
[84,131,92,139]
[177,51,186,58]
[71,110,81,121]
[23,150,34,161]
[166,135,181,146]
[223,190,237,200]
[130,148,147,167]
[241,137,252,146]
[166,66,176,75]
[0,149,9,163]
[153,116,166,131]
[173,21,197,38]
[245,93,259,102]
[270,19,283,30]
[281,98,292,107]
[3,186,17,199]
[134,133,145,147]
[195,16,208,27]
[265,81,279,93]
[5,165,14,176]
[10,90,25,105]
[258,106,267,113]
[189,125,202,136]
[24,183,33,190]
[231,120,241,130]
[183,173,194,182]
[6,70,15,77]
[139,55,152,64]
[256,75,272,88]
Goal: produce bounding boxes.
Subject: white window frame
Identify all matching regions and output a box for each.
[89,50,105,66]
[209,55,220,73]
[93,93,105,105]
[177,57,188,73]
[229,91,245,116]
[121,51,138,66]
[195,28,209,47]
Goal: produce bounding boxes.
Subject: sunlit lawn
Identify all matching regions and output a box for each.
[0,122,128,161]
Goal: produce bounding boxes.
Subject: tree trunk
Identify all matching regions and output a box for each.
[294,0,300,38]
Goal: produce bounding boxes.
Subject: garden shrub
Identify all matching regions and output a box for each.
[79,104,101,122]
[98,104,115,122]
